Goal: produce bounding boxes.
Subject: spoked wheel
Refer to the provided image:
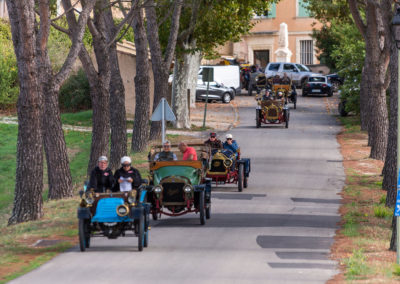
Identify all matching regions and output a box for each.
[199,191,206,225]
[138,209,144,251]
[79,219,90,252]
[206,204,211,219]
[152,210,158,221]
[256,110,261,128]
[285,110,289,129]
[144,212,149,248]
[244,175,248,188]
[238,163,244,192]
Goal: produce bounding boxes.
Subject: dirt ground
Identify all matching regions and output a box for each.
[327,123,397,283]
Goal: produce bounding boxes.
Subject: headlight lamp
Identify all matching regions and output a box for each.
[128,190,137,204]
[116,204,129,217]
[183,185,193,193]
[84,192,94,205]
[154,185,163,193]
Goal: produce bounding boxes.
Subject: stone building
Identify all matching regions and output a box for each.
[210,0,326,72]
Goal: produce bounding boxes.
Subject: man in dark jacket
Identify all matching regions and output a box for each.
[154,140,177,161]
[113,156,142,192]
[88,156,114,193]
[204,132,223,150]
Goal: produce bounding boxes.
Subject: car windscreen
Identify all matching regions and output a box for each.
[296,64,310,72]
[308,77,326,83]
[268,63,280,71]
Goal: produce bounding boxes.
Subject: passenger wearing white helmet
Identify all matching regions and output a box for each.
[113,156,142,192]
[223,134,239,157]
[88,156,115,193]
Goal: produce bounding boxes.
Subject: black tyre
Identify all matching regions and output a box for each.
[206,205,211,219]
[144,213,149,248]
[338,101,348,117]
[238,163,244,192]
[78,219,90,252]
[152,210,158,221]
[302,91,307,97]
[256,110,261,128]
[222,93,231,103]
[328,91,333,97]
[285,111,289,129]
[199,191,206,225]
[138,210,144,251]
[244,176,248,188]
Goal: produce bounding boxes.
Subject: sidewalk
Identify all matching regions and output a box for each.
[0,100,240,138]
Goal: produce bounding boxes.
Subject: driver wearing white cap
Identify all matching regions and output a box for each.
[223,134,239,157]
[113,156,142,192]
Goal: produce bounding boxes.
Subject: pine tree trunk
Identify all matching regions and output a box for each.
[187,51,201,108]
[383,43,398,207]
[131,8,150,152]
[104,6,127,170]
[42,81,73,199]
[7,0,44,225]
[172,53,191,129]
[390,216,397,251]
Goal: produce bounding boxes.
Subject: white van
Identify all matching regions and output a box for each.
[198,65,241,95]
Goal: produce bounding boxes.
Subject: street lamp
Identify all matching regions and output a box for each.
[392,6,400,264]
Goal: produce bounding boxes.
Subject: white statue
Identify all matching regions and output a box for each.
[275,22,292,62]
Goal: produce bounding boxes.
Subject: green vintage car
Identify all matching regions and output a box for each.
[148,145,212,225]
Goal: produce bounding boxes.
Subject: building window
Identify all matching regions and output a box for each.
[297,0,310,17]
[300,40,314,65]
[254,3,276,19]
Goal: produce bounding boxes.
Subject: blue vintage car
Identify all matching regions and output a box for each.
[77,181,150,252]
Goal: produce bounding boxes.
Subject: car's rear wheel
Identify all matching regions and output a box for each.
[328,91,333,97]
[199,191,206,225]
[138,209,144,251]
[144,213,149,248]
[256,110,261,128]
[238,163,244,192]
[78,219,90,252]
[285,110,289,129]
[222,93,231,103]
[152,210,158,220]
[206,205,211,219]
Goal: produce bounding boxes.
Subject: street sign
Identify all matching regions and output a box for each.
[395,170,400,216]
[150,98,176,144]
[202,67,214,82]
[151,98,176,121]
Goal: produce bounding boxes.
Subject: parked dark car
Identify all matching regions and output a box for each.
[196,80,235,103]
[326,73,344,92]
[302,75,333,97]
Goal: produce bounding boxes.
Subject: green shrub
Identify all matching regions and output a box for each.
[59,68,91,112]
[0,20,19,109]
[374,205,393,219]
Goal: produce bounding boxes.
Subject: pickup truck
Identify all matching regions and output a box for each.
[264,62,319,88]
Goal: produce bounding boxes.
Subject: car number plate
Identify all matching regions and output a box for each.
[312,89,321,92]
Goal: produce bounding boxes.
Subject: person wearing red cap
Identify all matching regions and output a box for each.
[204,132,222,150]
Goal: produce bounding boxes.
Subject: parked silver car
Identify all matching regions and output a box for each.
[264,62,319,88]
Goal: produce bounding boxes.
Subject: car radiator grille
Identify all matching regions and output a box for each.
[210,159,226,173]
[162,183,185,202]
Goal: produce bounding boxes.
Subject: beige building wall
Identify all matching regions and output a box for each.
[215,0,322,68]
[116,41,155,119]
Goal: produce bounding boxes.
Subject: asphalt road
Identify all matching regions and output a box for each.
[11,93,345,284]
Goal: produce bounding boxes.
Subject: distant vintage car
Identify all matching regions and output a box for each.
[77,181,150,252]
[206,148,251,192]
[302,75,333,97]
[255,84,290,128]
[148,144,212,225]
[196,80,235,103]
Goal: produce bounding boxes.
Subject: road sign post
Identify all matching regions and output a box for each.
[202,67,214,128]
[150,98,176,144]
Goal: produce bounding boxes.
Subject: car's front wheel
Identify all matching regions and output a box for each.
[222,93,231,103]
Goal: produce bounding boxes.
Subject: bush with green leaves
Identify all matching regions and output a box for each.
[0,20,19,109]
[59,68,91,112]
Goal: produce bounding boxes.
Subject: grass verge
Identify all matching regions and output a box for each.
[328,116,399,283]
